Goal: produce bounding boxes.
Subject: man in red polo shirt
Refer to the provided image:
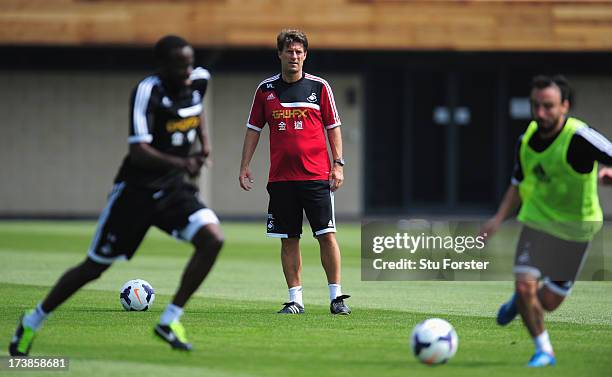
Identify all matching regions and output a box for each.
[239,29,350,315]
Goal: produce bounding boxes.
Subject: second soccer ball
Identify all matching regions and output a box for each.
[119,279,155,311]
[410,318,458,365]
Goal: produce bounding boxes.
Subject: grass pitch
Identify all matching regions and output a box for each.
[0,221,611,377]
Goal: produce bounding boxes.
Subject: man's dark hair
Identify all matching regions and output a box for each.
[277,29,308,52]
[154,35,189,63]
[531,74,572,103]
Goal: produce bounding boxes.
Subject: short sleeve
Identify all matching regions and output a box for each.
[128,77,159,144]
[246,87,266,132]
[191,67,210,97]
[320,81,341,129]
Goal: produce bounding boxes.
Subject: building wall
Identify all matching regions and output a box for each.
[569,76,612,215]
[0,71,364,217]
[0,71,135,214]
[3,1,612,51]
[0,70,609,217]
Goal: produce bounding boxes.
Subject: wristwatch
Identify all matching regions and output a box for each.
[333,158,345,167]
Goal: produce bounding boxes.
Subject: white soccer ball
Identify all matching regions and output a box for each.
[119,279,155,311]
[410,318,458,365]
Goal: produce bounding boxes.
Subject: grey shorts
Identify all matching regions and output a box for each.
[514,226,589,296]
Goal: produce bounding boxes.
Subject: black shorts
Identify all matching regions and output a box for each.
[514,226,589,296]
[88,182,219,264]
[266,180,336,238]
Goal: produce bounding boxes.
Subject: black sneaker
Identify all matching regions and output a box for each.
[9,314,36,356]
[154,321,192,351]
[330,295,351,315]
[277,302,304,314]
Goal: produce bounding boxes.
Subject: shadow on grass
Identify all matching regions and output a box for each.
[445,360,511,367]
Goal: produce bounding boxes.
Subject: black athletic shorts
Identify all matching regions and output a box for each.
[266,180,336,238]
[88,182,219,264]
[514,226,589,296]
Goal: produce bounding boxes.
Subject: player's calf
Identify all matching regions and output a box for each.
[192,224,224,259]
[538,281,568,312]
[515,279,539,299]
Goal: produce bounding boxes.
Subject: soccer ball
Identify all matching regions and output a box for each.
[410,318,458,365]
[119,279,155,311]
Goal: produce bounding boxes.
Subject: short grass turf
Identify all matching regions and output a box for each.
[0,221,611,377]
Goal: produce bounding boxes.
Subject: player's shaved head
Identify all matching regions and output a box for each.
[154,35,194,90]
[154,35,190,64]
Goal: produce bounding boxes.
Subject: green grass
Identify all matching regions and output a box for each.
[0,221,611,376]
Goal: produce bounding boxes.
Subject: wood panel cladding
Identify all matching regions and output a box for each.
[1,0,611,51]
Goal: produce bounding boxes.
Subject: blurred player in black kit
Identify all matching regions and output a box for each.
[9,35,223,355]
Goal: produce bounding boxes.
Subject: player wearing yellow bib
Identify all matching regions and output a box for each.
[480,75,612,368]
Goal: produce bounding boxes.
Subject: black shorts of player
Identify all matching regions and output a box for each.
[87,182,219,265]
[266,180,336,238]
[514,226,589,296]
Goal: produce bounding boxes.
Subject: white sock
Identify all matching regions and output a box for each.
[160,304,184,326]
[329,283,342,301]
[534,330,554,355]
[22,303,48,331]
[288,286,303,307]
